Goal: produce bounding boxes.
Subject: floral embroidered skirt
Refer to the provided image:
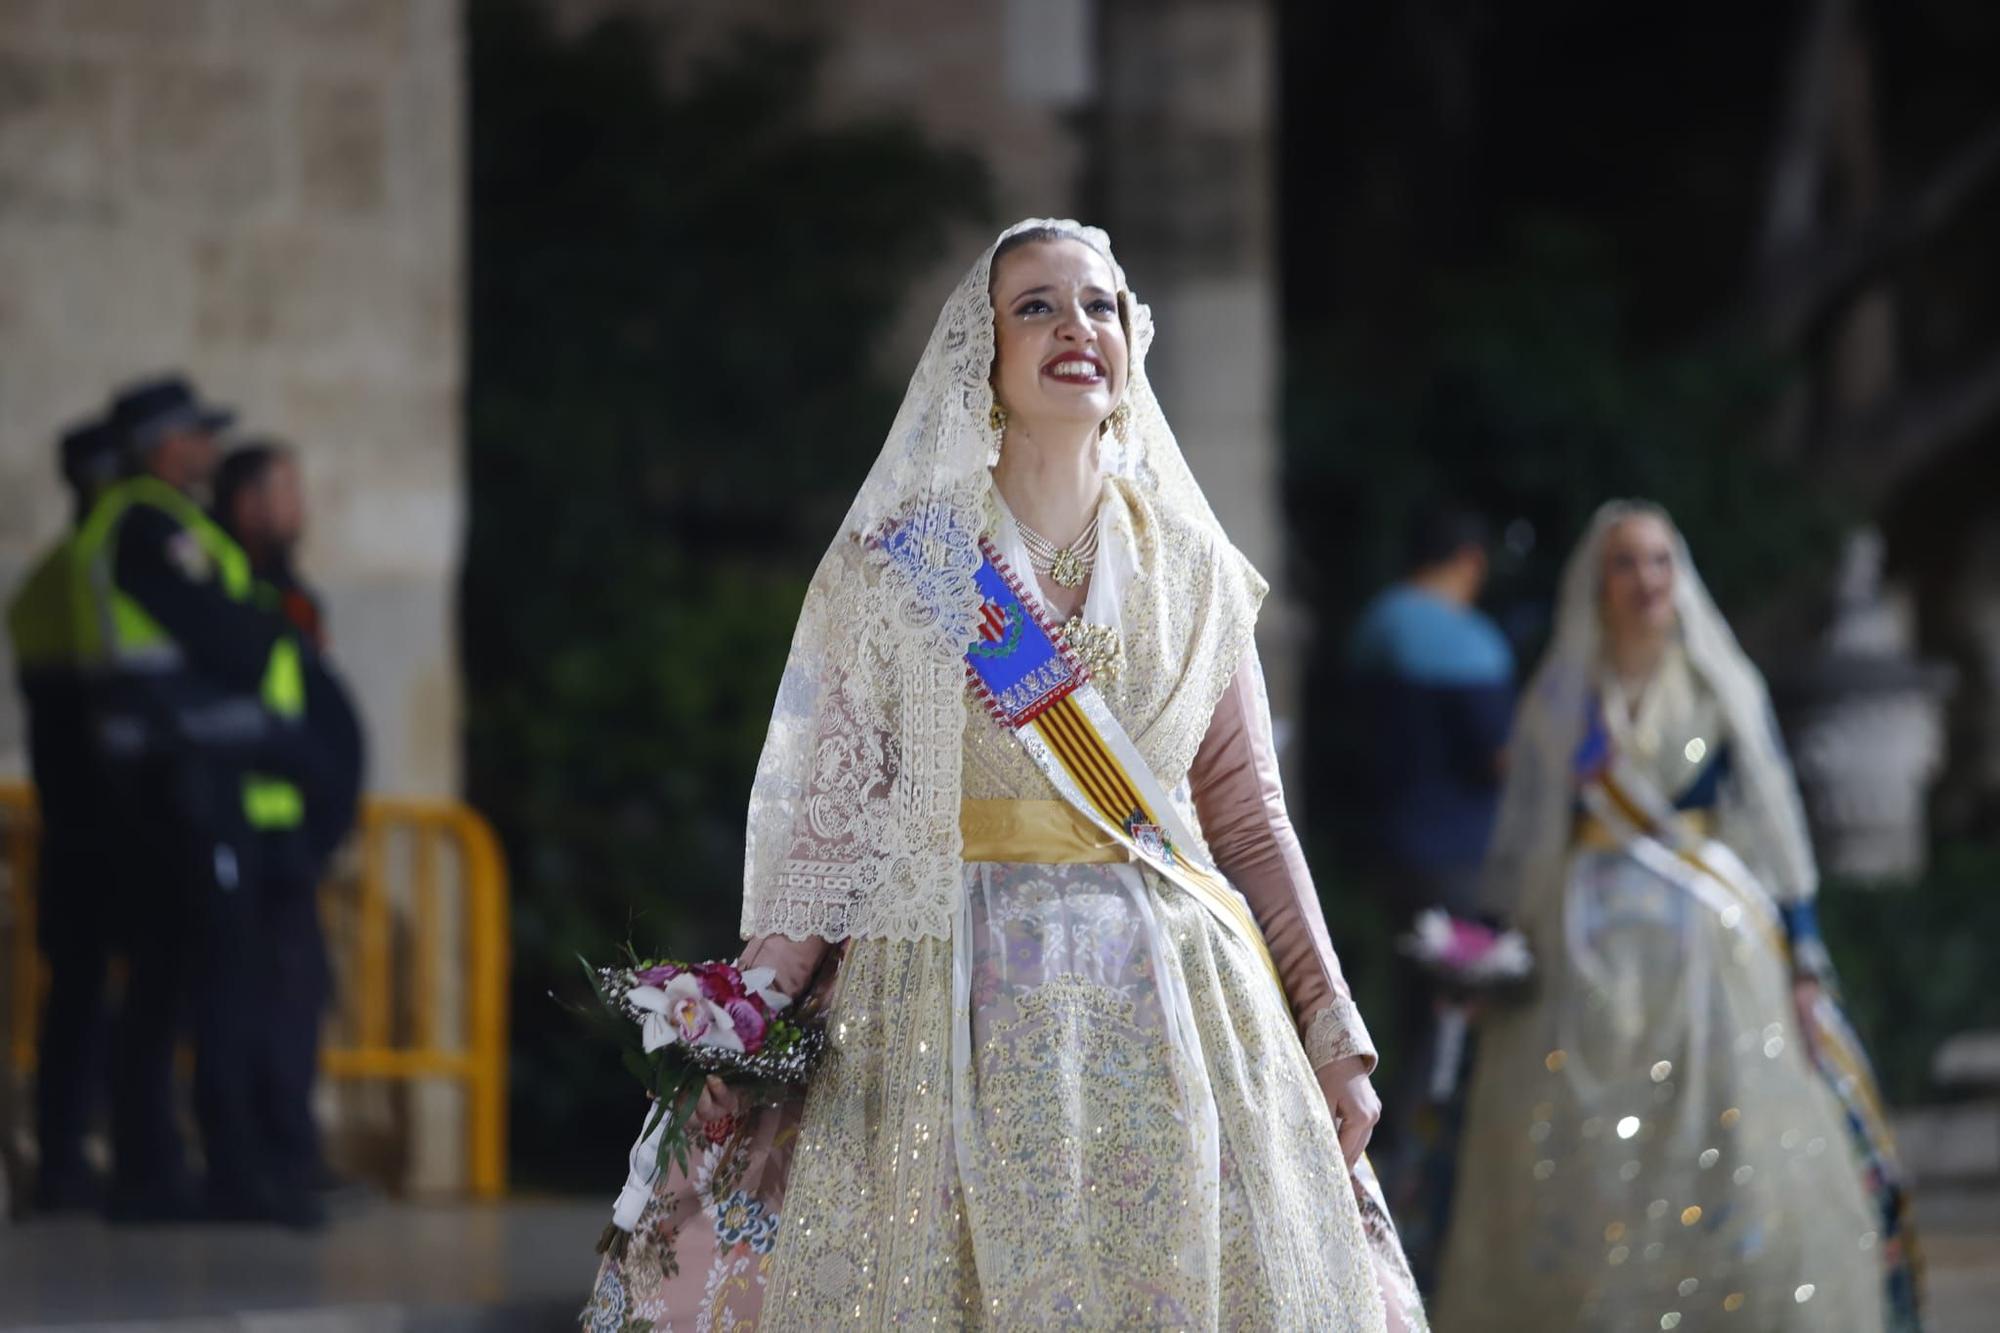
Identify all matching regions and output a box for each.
[582,861,1422,1331]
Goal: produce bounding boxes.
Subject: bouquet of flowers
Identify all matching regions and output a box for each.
[587,955,824,1171]
[1397,910,1535,1102]
[584,954,825,1255]
[1397,909,1534,995]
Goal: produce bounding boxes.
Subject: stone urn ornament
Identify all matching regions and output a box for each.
[1774,528,1955,884]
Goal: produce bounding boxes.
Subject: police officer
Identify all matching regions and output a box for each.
[82,375,320,1227]
[6,418,126,1213]
[214,441,365,1203]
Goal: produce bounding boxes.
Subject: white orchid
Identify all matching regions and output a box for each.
[627,973,712,1051]
[739,965,792,1011]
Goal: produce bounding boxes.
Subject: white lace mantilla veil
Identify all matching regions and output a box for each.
[741,218,1251,943]
[1482,500,1820,923]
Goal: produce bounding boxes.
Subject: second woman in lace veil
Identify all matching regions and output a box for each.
[1434,504,1918,1331]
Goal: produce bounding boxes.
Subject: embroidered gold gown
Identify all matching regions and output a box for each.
[1434,652,1887,1332]
[582,480,1424,1331]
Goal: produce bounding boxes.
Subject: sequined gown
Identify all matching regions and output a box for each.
[582,480,1424,1331]
[1434,653,1886,1332]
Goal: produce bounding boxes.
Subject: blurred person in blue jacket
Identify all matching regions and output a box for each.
[1345,501,1514,1288]
[1348,503,1515,909]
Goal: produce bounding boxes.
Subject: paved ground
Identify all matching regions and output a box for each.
[0,1189,1994,1330]
[1913,1186,2000,1333]
[0,1198,604,1331]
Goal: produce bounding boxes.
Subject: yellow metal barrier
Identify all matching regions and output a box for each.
[0,780,510,1198]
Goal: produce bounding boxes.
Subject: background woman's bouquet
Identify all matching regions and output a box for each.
[1398,909,1534,999]
[584,953,825,1257]
[1397,910,1535,1103]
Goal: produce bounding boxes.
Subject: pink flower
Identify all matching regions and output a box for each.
[693,962,745,1004]
[1399,909,1533,984]
[634,962,683,987]
[1442,918,1501,968]
[725,997,769,1053]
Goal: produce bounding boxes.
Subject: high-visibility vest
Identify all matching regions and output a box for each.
[6,536,81,676]
[72,476,305,831]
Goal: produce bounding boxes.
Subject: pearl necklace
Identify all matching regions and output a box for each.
[1016,509,1101,588]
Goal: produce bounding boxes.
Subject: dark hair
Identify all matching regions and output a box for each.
[1405,501,1490,572]
[993,224,1089,265]
[989,226,1116,287]
[212,440,292,533]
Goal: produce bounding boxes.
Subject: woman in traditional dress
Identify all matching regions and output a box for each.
[1434,503,1919,1332]
[580,219,1425,1331]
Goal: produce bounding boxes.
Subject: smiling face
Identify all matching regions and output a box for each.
[1599,512,1679,642]
[989,238,1129,437]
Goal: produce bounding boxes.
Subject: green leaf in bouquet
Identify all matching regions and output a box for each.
[662,1083,699,1177]
[622,1046,655,1088]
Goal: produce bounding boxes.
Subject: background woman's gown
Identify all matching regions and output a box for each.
[582,482,1423,1331]
[1434,654,1887,1332]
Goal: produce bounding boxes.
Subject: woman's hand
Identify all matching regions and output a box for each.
[692,1074,745,1132]
[1315,1054,1381,1167]
[739,934,836,1004]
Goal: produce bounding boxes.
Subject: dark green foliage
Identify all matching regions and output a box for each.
[1286,221,1849,861]
[464,0,988,1185]
[1287,220,1846,645]
[1817,841,2000,1105]
[1277,9,2000,1054]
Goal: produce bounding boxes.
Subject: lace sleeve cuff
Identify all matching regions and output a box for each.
[1301,994,1376,1075]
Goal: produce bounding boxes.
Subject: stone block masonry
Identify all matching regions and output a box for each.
[0,0,466,800]
[0,0,467,1192]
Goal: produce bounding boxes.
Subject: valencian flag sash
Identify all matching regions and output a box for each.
[883,524,1284,995]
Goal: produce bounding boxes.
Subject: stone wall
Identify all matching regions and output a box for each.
[1096,0,1285,648]
[0,0,465,798]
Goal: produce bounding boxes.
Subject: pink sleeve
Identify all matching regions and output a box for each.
[1188,646,1377,1073]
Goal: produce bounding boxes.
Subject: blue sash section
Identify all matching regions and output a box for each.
[1779,898,1834,979]
[962,549,1084,727]
[1573,700,1611,779]
[1674,742,1731,811]
[876,519,1084,730]
[1778,899,1820,947]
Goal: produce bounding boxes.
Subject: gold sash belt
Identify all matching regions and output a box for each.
[960,799,1133,864]
[960,799,1284,992]
[1576,806,1712,852]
